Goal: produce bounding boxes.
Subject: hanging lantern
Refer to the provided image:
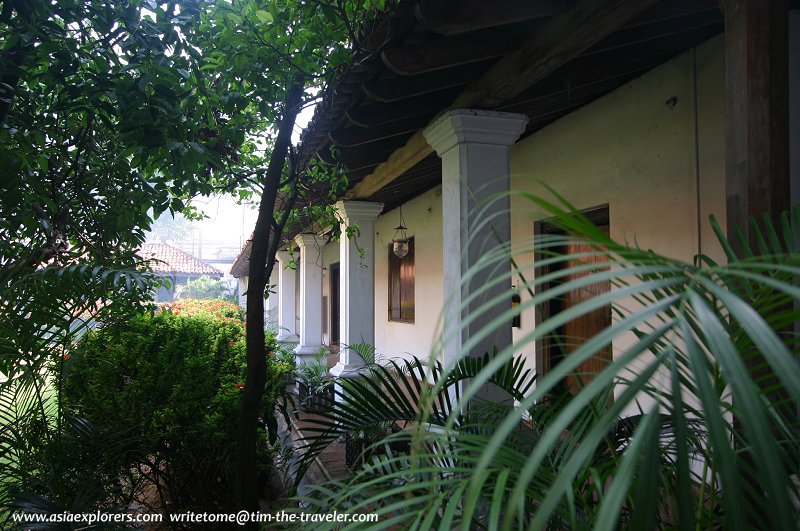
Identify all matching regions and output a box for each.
[391,207,410,258]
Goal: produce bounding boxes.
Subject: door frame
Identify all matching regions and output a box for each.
[533,204,610,394]
[329,262,340,347]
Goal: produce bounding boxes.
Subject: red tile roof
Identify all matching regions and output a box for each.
[140,243,222,277]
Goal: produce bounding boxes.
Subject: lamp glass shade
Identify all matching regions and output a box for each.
[392,239,409,258]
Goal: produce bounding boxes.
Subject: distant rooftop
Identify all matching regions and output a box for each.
[140,243,222,277]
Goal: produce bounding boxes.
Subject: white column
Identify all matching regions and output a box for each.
[330,200,384,379]
[424,109,527,371]
[275,250,297,341]
[265,269,279,326]
[294,233,326,363]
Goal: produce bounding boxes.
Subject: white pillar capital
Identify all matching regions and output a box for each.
[424,109,528,156]
[335,200,384,223]
[294,232,325,249]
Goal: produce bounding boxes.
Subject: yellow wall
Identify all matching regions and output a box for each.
[509,36,726,393]
[366,37,727,379]
[373,186,445,363]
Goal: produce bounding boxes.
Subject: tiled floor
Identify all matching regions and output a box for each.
[282,381,350,489]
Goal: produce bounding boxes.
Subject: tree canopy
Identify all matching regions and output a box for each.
[1,0,394,517]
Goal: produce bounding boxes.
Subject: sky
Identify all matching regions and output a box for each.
[146,103,317,267]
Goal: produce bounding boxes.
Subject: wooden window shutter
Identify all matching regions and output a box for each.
[388,238,415,322]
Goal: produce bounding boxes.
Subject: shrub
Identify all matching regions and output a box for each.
[64,308,277,514]
[159,298,244,320]
[174,275,236,302]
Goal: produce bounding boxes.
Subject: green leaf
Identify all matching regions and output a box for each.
[255,10,273,24]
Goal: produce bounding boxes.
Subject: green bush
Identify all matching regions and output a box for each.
[174,275,236,302]
[159,298,244,320]
[64,308,277,514]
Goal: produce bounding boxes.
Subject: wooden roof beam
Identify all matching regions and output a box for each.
[345,90,456,128]
[362,61,488,102]
[330,113,431,148]
[623,0,718,29]
[352,0,657,199]
[317,135,409,167]
[415,0,571,36]
[381,27,520,75]
[584,8,721,56]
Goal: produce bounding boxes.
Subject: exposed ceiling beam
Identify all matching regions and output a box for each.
[346,90,456,128]
[381,27,520,75]
[352,0,658,199]
[500,75,641,119]
[329,113,431,148]
[508,53,672,107]
[317,135,409,167]
[584,8,721,55]
[452,0,659,107]
[623,0,718,28]
[362,61,488,102]
[415,0,570,36]
[547,22,722,80]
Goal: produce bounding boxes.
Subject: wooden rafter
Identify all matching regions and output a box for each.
[329,113,432,148]
[381,26,521,75]
[623,0,718,28]
[362,61,489,102]
[585,8,721,55]
[345,90,457,128]
[414,0,570,36]
[353,0,658,199]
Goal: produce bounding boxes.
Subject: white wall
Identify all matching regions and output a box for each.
[509,36,727,398]
[373,187,445,363]
[366,37,727,391]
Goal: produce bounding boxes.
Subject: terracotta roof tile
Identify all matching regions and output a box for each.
[140,243,222,277]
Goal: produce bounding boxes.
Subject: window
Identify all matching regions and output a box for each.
[388,237,414,323]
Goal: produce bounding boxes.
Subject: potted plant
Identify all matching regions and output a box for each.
[345,422,410,470]
[295,348,333,413]
[273,346,296,387]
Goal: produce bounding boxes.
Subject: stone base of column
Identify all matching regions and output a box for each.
[294,343,327,365]
[330,361,368,378]
[330,362,368,404]
[276,332,298,342]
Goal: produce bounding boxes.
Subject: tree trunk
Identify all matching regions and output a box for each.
[235,77,305,518]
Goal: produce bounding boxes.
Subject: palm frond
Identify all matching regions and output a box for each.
[295,198,800,529]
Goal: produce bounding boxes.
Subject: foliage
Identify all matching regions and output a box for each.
[146,211,195,243]
[342,342,380,368]
[161,297,244,320]
[0,0,229,284]
[0,1,238,513]
[174,274,236,301]
[0,0,398,513]
[296,348,332,396]
[0,264,156,526]
[185,0,398,508]
[63,309,279,514]
[294,196,800,530]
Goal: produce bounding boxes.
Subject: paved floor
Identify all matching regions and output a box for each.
[280,379,351,495]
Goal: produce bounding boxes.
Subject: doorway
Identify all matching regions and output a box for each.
[329,262,340,346]
[535,206,611,395]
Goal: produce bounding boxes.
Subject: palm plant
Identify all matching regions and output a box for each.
[0,264,154,524]
[294,194,800,530]
[296,347,334,412]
